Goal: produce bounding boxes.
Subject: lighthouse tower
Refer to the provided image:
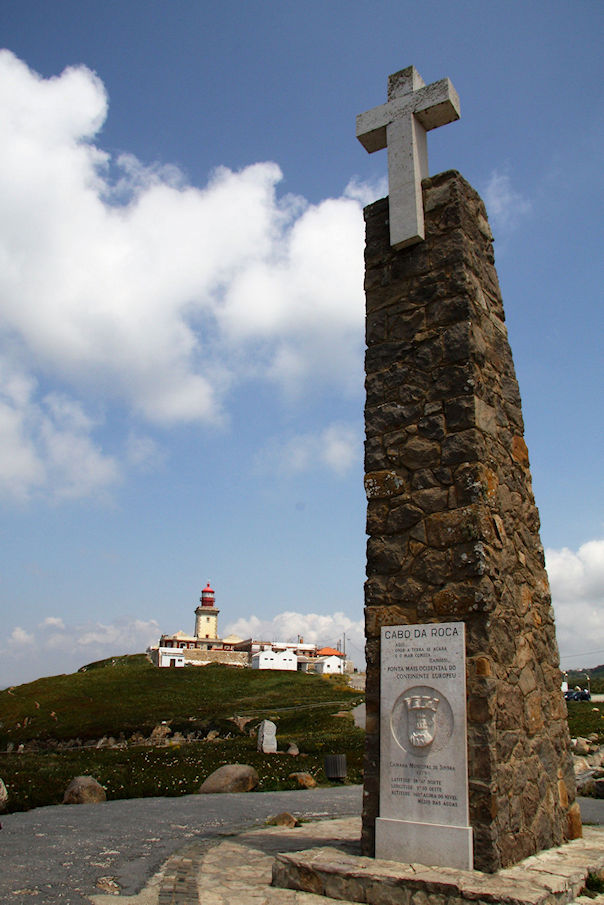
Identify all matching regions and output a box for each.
[194,582,220,642]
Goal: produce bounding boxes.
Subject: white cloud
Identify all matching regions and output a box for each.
[10,626,35,645]
[224,610,365,668]
[0,358,120,501]
[547,539,604,668]
[40,616,65,629]
[0,51,367,499]
[256,422,361,476]
[343,175,388,207]
[1,617,161,686]
[483,169,532,235]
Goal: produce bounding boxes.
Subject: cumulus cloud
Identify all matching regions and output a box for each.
[1,617,161,686]
[224,610,365,668]
[40,616,65,629]
[10,626,35,645]
[0,51,367,499]
[255,422,361,476]
[547,539,604,668]
[0,358,120,501]
[483,169,532,236]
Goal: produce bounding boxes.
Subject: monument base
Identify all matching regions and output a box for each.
[272,821,604,905]
[376,817,473,870]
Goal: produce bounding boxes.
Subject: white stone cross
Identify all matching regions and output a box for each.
[357,66,460,249]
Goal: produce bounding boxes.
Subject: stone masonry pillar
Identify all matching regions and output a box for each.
[362,170,581,872]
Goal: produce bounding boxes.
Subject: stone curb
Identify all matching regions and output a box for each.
[273,821,604,905]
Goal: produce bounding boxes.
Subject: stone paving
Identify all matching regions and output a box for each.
[89,817,604,905]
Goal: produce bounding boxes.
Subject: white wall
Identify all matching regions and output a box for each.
[159,648,185,668]
[252,650,298,671]
[315,655,344,674]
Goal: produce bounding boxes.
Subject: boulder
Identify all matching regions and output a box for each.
[574,757,591,775]
[266,811,299,828]
[576,773,596,796]
[199,764,259,794]
[149,723,171,745]
[63,776,106,804]
[0,777,8,811]
[289,772,317,789]
[573,737,591,756]
[287,743,299,756]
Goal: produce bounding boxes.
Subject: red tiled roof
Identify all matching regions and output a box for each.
[316,647,344,657]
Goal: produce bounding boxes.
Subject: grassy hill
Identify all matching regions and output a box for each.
[2,655,601,815]
[0,655,365,812]
[565,665,604,695]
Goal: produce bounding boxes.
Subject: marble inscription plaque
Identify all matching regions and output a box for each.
[376,622,472,868]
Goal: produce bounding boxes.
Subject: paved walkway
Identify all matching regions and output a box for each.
[2,787,362,903]
[89,816,604,905]
[5,792,604,904]
[90,818,364,905]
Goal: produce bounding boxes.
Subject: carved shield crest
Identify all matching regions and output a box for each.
[404,694,440,748]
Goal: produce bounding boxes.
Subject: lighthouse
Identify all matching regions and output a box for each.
[194,582,220,642]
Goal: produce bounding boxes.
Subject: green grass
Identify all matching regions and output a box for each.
[0,656,364,812]
[0,655,361,746]
[566,700,604,742]
[0,731,365,813]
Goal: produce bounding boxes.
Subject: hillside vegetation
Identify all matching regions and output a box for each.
[0,655,365,812]
[566,665,604,695]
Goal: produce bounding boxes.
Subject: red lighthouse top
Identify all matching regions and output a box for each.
[201,582,215,607]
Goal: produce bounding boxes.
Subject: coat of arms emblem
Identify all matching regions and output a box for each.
[403,693,440,748]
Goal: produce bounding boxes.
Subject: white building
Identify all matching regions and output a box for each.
[157,648,186,668]
[251,649,298,671]
[315,654,345,675]
[150,587,350,673]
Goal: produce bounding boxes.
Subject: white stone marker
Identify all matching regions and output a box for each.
[356,66,460,249]
[376,622,473,870]
[257,719,277,753]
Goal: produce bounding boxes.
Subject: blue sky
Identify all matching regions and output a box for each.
[1,0,602,687]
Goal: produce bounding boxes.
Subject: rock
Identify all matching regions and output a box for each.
[229,716,253,732]
[257,719,277,753]
[206,730,220,741]
[573,737,591,756]
[574,757,591,775]
[575,773,595,796]
[63,776,106,804]
[591,750,604,768]
[96,877,120,894]
[150,723,172,744]
[289,772,317,789]
[594,779,604,799]
[287,743,299,756]
[266,811,300,828]
[0,777,8,811]
[198,764,259,794]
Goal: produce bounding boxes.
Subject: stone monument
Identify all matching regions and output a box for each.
[377,622,473,869]
[258,719,278,753]
[359,66,580,873]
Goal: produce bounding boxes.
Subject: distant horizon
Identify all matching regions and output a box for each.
[2,650,603,694]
